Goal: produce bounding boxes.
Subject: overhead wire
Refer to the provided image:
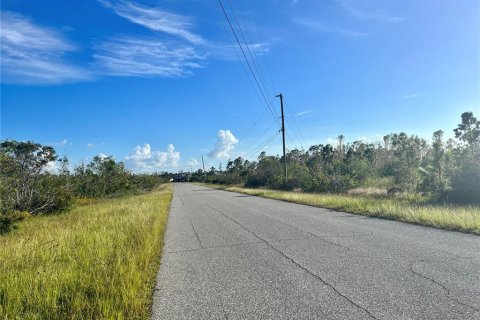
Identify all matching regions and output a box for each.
[219,13,279,152]
[237,108,268,144]
[241,120,277,156]
[219,0,295,160]
[244,130,281,160]
[221,21,278,142]
[226,0,278,119]
[249,0,277,96]
[246,0,304,151]
[283,97,308,148]
[219,0,280,126]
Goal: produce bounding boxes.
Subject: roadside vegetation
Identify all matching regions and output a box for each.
[201,184,480,234]
[192,111,480,234]
[0,140,172,232]
[0,140,174,318]
[0,184,172,319]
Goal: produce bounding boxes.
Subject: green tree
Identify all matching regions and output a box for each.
[0,140,73,232]
[74,156,131,197]
[0,140,72,214]
[447,112,480,203]
[419,130,450,197]
[454,112,480,148]
[387,133,426,192]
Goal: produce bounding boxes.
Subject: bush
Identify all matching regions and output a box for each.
[0,141,73,216]
[445,163,480,204]
[0,211,30,234]
[245,175,265,188]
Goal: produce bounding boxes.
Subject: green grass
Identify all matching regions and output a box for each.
[199,183,480,235]
[0,184,173,320]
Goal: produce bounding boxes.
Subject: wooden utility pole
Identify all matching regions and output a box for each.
[201,155,206,183]
[276,93,287,182]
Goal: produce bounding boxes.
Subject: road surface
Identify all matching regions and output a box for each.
[151,183,480,320]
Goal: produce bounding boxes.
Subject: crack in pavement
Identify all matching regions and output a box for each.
[190,221,204,249]
[165,239,312,254]
[221,303,229,320]
[210,193,350,250]
[175,192,186,207]
[217,192,480,281]
[207,203,379,320]
[217,189,480,265]
[165,241,266,254]
[410,261,480,314]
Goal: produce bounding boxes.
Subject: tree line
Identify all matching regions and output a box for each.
[0,144,169,233]
[190,111,479,203]
[1,111,478,232]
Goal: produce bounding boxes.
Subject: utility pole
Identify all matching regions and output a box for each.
[201,155,206,183]
[276,93,287,182]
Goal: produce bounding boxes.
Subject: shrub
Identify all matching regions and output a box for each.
[445,163,480,204]
[0,141,73,216]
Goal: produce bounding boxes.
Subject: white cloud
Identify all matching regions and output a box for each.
[326,137,337,145]
[295,109,312,117]
[44,160,60,174]
[355,135,383,143]
[99,0,204,44]
[86,142,105,149]
[336,0,404,22]
[0,12,90,84]
[206,38,279,61]
[402,94,424,99]
[97,153,109,159]
[93,36,204,77]
[187,158,200,167]
[126,143,180,171]
[326,135,383,145]
[208,130,238,159]
[54,138,68,147]
[294,17,368,38]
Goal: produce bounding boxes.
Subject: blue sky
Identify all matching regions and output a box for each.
[1,0,479,172]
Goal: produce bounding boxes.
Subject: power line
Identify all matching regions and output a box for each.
[285,119,304,148]
[219,0,280,126]
[283,97,307,148]
[237,108,267,144]
[241,120,277,156]
[218,0,285,161]
[249,0,277,96]
[244,130,281,160]
[221,22,279,128]
[226,0,278,118]
[220,22,278,149]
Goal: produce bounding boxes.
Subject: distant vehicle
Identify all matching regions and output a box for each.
[173,173,189,182]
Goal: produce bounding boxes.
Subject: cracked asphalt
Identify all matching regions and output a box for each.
[151,183,480,320]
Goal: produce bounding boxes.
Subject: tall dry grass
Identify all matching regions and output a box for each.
[0,184,172,319]
[200,184,480,235]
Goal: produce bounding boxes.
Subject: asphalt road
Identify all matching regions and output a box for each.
[151,183,480,320]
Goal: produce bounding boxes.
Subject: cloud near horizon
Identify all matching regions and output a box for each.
[125,143,180,171]
[208,130,238,159]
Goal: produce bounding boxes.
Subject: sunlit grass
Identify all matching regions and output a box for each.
[0,184,172,319]
[199,183,480,235]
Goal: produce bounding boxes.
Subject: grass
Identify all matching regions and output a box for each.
[198,183,480,235]
[0,184,173,320]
